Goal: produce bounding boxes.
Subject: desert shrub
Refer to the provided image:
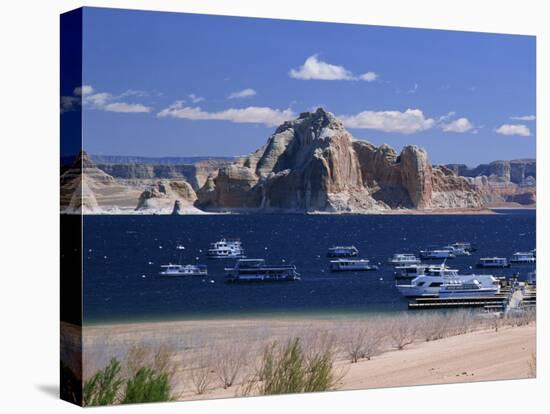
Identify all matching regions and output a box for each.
[345,325,384,363]
[448,310,476,335]
[190,353,214,395]
[389,316,417,350]
[362,325,385,360]
[122,367,171,404]
[256,336,337,395]
[346,330,366,363]
[214,345,246,389]
[83,358,124,406]
[419,313,449,342]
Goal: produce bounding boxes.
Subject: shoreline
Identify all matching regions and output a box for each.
[67,206,536,217]
[79,315,536,401]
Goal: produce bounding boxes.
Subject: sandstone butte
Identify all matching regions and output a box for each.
[196,107,484,213]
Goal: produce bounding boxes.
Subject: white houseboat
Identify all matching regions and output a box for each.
[419,249,455,260]
[207,239,246,259]
[330,259,378,272]
[388,253,421,266]
[225,259,300,283]
[159,264,208,276]
[327,246,359,258]
[510,252,536,264]
[477,257,510,268]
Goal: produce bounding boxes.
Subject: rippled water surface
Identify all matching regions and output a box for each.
[83,210,535,323]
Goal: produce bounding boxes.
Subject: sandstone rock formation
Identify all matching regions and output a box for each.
[60,151,115,213]
[196,108,484,213]
[135,180,197,213]
[446,159,536,207]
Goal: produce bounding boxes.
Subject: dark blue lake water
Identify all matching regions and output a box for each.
[83,210,535,324]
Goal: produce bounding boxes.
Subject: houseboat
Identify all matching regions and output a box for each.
[327,246,359,258]
[510,251,536,264]
[477,257,510,268]
[207,238,246,259]
[330,259,378,272]
[419,249,455,260]
[159,264,208,276]
[388,253,421,266]
[225,259,300,283]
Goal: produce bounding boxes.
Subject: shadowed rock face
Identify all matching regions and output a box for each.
[196,108,484,212]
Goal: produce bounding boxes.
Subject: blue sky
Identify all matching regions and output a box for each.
[65,7,536,166]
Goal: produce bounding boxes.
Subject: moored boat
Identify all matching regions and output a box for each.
[327,246,358,258]
[442,245,471,256]
[207,238,246,259]
[225,259,300,283]
[509,251,536,264]
[330,259,378,272]
[450,242,477,253]
[159,264,208,276]
[395,262,499,297]
[388,253,421,265]
[438,279,500,298]
[477,257,510,268]
[419,249,455,260]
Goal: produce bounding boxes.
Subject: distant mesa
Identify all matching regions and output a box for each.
[445,159,536,208]
[60,108,535,215]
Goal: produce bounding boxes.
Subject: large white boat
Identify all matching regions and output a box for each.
[327,246,358,258]
[225,259,300,283]
[388,253,421,265]
[159,264,208,276]
[207,238,246,259]
[438,279,500,298]
[396,265,499,297]
[477,257,510,268]
[330,259,378,272]
[509,252,536,264]
[419,249,455,260]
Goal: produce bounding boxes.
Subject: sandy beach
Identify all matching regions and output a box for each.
[80,316,536,401]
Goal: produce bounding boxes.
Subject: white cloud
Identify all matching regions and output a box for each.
[340,108,435,134]
[358,72,378,82]
[289,55,378,81]
[441,117,474,133]
[119,89,154,98]
[495,124,531,137]
[61,84,152,114]
[103,102,151,113]
[84,92,113,108]
[438,111,456,122]
[188,93,205,103]
[228,88,257,99]
[157,102,294,126]
[510,115,536,121]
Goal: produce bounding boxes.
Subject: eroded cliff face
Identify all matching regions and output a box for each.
[196,108,484,212]
[60,151,200,214]
[446,160,536,207]
[135,180,198,213]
